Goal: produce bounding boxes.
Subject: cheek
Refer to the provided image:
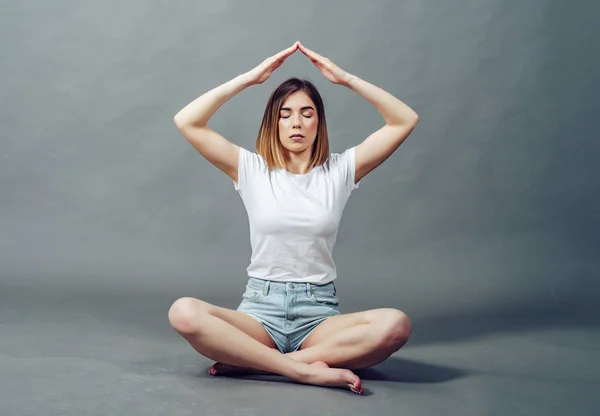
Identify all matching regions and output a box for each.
[278,119,286,134]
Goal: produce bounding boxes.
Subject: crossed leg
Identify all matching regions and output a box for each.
[168,297,365,394]
[287,308,412,369]
[201,301,411,373]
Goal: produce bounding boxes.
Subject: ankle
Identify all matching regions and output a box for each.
[290,361,313,379]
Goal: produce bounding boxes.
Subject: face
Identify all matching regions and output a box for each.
[278,90,319,154]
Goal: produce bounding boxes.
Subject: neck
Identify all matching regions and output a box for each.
[283,148,313,174]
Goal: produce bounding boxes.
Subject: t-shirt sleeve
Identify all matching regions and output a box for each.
[331,146,361,196]
[233,146,264,193]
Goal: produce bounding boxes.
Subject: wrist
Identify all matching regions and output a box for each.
[235,73,254,89]
[342,73,357,89]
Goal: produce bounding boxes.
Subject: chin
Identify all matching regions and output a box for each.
[290,143,313,151]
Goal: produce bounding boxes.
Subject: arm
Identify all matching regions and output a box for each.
[173,75,251,183]
[174,75,251,128]
[173,42,299,184]
[343,75,419,183]
[297,42,419,183]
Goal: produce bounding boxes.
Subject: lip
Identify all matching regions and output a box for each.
[290,134,305,140]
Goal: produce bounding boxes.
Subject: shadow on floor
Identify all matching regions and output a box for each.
[178,356,467,397]
[353,356,465,383]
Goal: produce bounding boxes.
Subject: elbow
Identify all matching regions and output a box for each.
[393,109,419,128]
[409,111,419,126]
[173,114,192,130]
[173,114,184,128]
[393,112,418,129]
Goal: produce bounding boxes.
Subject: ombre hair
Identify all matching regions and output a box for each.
[255,77,330,170]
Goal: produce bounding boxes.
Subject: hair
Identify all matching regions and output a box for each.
[255,77,330,171]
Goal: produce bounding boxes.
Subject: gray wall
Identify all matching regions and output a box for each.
[2,1,598,320]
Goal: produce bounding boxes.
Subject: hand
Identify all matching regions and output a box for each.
[298,42,352,86]
[243,41,299,86]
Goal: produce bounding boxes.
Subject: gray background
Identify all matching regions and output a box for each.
[1,0,599,414]
[2,0,598,317]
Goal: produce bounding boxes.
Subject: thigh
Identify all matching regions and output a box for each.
[299,309,376,350]
[208,301,278,349]
[171,297,277,349]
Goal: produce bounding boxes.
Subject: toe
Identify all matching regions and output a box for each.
[351,379,363,394]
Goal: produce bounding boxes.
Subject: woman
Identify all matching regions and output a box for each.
[169,41,419,395]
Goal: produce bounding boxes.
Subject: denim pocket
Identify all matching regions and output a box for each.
[310,292,339,307]
[242,288,261,301]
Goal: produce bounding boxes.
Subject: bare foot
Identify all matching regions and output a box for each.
[299,361,364,395]
[209,362,274,376]
[209,360,331,377]
[209,361,364,395]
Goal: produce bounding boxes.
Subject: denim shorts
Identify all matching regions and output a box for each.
[236,277,341,354]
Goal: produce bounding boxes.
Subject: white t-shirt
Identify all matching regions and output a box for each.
[233,146,361,284]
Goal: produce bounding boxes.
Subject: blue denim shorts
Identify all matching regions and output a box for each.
[236,277,341,354]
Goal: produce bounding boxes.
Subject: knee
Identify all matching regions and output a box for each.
[168,297,207,335]
[377,309,412,350]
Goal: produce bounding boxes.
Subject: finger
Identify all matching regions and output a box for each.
[271,51,287,62]
[267,54,286,68]
[272,54,289,69]
[274,43,298,61]
[309,58,322,68]
[269,52,291,67]
[299,43,322,61]
[303,49,328,69]
[284,42,298,55]
[298,43,313,58]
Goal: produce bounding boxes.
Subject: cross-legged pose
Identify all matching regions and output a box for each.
[169,41,419,395]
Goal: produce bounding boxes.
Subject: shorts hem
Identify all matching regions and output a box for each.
[241,311,263,324]
[292,316,329,352]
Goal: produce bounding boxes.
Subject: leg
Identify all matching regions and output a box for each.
[286,308,411,370]
[168,297,364,394]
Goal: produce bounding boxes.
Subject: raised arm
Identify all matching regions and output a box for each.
[173,75,250,183]
[297,42,419,183]
[173,42,299,184]
[344,75,419,183]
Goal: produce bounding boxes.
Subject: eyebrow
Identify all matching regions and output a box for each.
[280,106,315,111]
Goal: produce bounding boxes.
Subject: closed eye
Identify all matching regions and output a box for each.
[280,114,313,119]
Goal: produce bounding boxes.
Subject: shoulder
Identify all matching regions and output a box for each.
[239,147,267,169]
[235,147,269,192]
[323,147,356,170]
[323,147,360,192]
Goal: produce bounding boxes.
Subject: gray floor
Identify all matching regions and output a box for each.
[2,281,599,416]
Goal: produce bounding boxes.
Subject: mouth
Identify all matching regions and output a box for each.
[290,134,305,140]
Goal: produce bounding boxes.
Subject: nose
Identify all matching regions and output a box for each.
[292,113,302,127]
